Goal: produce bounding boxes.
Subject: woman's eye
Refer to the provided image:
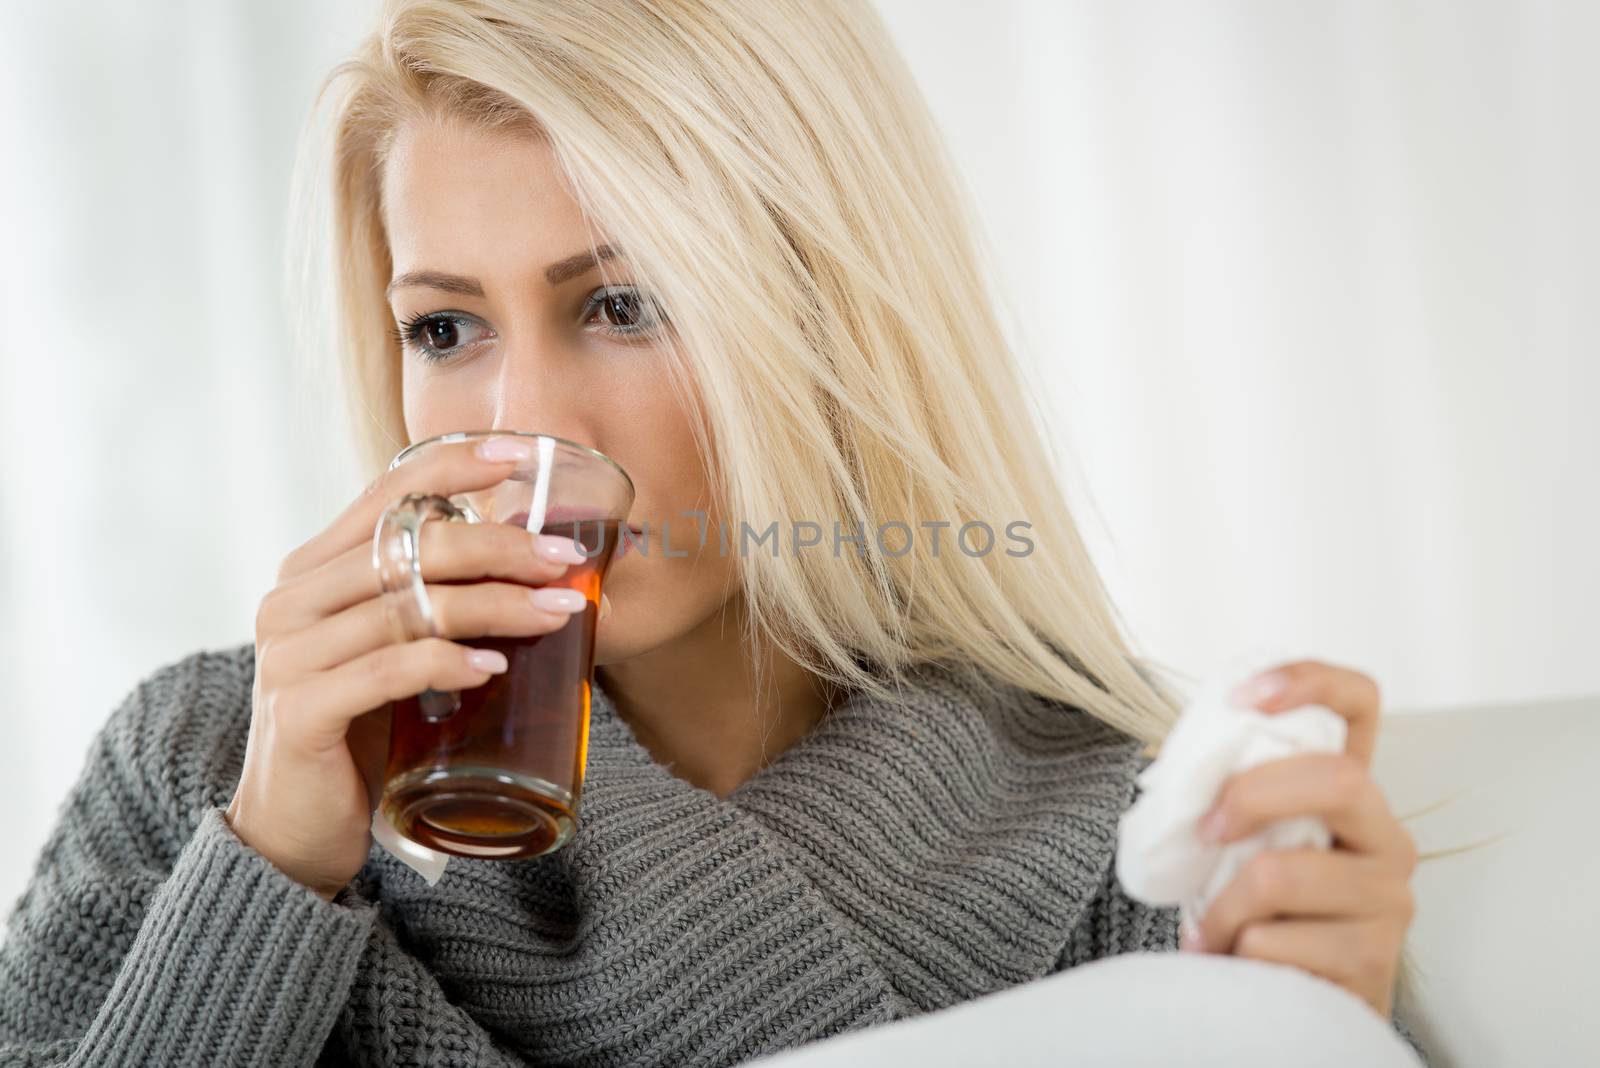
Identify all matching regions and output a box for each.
[392,313,493,363]
[585,285,665,338]
[392,290,663,362]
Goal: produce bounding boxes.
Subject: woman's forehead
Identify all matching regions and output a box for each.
[381,119,599,290]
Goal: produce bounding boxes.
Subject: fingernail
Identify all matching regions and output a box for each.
[599,592,612,621]
[1230,670,1289,708]
[534,534,586,565]
[1197,806,1228,844]
[529,587,586,613]
[467,649,508,673]
[476,436,535,462]
[1179,918,1206,952]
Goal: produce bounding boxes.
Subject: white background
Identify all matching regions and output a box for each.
[2,1,1594,913]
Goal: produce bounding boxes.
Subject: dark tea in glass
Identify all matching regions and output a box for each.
[373,432,634,860]
[381,518,620,858]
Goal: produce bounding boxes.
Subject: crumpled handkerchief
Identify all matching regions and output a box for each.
[371,807,452,885]
[1115,646,1348,933]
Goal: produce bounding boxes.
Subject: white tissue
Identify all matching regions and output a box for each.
[371,807,452,885]
[1115,646,1347,932]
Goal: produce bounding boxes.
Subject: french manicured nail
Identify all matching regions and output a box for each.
[1230,670,1289,708]
[467,649,508,673]
[534,534,586,565]
[1197,806,1228,844]
[476,437,535,462]
[1179,918,1206,952]
[599,593,612,621]
[529,587,586,613]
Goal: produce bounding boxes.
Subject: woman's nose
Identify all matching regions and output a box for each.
[487,349,593,446]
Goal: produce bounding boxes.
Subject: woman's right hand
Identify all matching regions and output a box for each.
[225,436,592,901]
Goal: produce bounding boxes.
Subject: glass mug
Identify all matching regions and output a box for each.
[371,430,634,860]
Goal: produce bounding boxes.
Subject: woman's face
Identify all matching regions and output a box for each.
[381,115,732,663]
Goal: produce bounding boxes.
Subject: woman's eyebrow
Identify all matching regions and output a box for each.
[385,244,618,298]
[544,244,618,285]
[385,271,484,299]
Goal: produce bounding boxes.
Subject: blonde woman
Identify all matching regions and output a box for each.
[0,1,1426,1065]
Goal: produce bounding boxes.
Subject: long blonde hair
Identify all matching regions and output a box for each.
[287,0,1185,746]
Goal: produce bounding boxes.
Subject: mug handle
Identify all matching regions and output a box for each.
[373,491,468,722]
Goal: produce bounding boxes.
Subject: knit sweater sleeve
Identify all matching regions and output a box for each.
[0,647,383,1066]
[0,645,549,1068]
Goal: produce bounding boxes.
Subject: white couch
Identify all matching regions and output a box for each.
[1372,692,1598,1067]
[750,694,1600,1067]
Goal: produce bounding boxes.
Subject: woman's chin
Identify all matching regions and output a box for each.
[594,613,655,666]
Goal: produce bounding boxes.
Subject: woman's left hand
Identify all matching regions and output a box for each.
[1180,659,1418,1018]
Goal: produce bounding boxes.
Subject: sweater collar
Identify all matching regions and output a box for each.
[578,660,1144,1011]
[368,660,1146,1062]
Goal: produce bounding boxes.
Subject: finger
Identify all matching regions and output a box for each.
[277,436,539,582]
[1196,848,1409,956]
[1200,752,1410,860]
[261,521,585,634]
[1232,659,1383,766]
[268,578,591,677]
[268,637,507,754]
[1231,917,1401,1013]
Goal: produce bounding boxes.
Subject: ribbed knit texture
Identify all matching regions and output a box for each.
[0,642,1429,1066]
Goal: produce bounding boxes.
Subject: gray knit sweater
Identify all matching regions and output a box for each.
[0,642,1428,1066]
